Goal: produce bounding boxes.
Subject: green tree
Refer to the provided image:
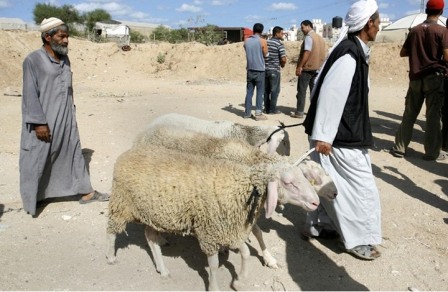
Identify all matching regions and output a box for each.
[84,9,111,33]
[192,24,221,45]
[33,3,82,25]
[153,25,172,42]
[130,30,145,43]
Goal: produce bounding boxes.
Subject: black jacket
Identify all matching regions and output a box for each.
[304,34,373,148]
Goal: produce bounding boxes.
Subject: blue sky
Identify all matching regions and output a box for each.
[0,0,433,28]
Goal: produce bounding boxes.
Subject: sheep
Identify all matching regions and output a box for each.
[106,145,320,291]
[135,113,290,156]
[134,124,337,201]
[131,124,337,269]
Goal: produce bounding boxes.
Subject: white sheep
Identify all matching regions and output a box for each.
[136,113,290,156]
[131,125,337,269]
[106,145,320,291]
[135,124,337,202]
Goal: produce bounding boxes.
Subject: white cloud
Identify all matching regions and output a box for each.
[244,14,263,23]
[270,2,297,11]
[74,1,156,21]
[378,2,389,9]
[0,0,10,8]
[211,0,235,6]
[176,3,202,13]
[193,0,203,4]
[75,2,133,15]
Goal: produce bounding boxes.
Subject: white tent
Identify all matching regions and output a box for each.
[383,13,446,30]
[377,13,447,42]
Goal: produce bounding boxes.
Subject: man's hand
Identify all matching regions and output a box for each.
[296,66,303,76]
[34,124,51,142]
[315,140,332,155]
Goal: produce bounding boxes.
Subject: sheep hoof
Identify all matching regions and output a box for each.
[106,256,117,265]
[231,279,244,291]
[159,270,171,279]
[263,251,278,269]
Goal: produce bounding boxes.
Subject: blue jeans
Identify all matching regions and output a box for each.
[264,70,281,113]
[245,70,265,116]
[296,70,317,114]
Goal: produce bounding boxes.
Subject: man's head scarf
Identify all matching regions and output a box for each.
[331,0,378,52]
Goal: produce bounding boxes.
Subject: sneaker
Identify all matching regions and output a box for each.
[290,112,304,118]
[390,147,405,158]
[243,114,252,119]
[269,110,281,115]
[254,114,267,121]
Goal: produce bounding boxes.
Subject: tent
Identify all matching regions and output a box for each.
[383,13,446,31]
[376,13,447,42]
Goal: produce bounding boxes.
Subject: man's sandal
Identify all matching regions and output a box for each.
[79,190,110,204]
[347,245,381,260]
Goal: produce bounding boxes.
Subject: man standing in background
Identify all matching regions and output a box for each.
[244,23,269,121]
[264,26,287,115]
[291,20,326,118]
[390,0,448,161]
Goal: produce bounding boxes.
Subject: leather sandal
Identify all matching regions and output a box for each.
[347,245,381,260]
[79,191,110,204]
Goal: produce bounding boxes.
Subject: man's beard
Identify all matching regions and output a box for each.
[50,41,69,56]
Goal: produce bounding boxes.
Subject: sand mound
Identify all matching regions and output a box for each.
[1,30,408,90]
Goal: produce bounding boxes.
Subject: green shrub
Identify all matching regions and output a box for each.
[157,52,166,64]
[130,30,145,43]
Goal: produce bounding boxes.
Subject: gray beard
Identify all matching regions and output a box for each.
[50,42,69,56]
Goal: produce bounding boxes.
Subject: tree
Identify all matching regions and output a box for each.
[84,9,111,33]
[153,25,172,42]
[33,3,82,25]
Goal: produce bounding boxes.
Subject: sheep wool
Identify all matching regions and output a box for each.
[107,145,273,256]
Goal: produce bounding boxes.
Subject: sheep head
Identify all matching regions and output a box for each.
[264,165,320,218]
[298,159,337,201]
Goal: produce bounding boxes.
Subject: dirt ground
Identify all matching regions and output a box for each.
[0,30,447,291]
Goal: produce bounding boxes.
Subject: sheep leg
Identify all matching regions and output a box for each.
[251,224,278,269]
[231,242,250,291]
[106,233,117,264]
[144,225,170,278]
[207,253,220,291]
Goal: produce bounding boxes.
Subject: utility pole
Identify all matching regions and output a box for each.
[421,0,425,13]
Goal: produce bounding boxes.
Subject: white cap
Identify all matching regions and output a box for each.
[40,17,65,33]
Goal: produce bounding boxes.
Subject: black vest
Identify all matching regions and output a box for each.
[304,34,373,148]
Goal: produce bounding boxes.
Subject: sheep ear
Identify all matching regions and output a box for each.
[300,162,323,185]
[264,181,278,218]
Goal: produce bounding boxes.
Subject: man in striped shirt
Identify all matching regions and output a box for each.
[264,26,287,114]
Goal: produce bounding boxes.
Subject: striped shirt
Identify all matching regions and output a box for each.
[265,38,286,71]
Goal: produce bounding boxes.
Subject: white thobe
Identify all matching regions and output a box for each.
[305,37,382,250]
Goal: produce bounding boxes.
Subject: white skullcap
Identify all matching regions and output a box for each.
[40,17,65,33]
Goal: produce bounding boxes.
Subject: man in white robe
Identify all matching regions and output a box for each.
[302,0,382,260]
[20,17,109,216]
